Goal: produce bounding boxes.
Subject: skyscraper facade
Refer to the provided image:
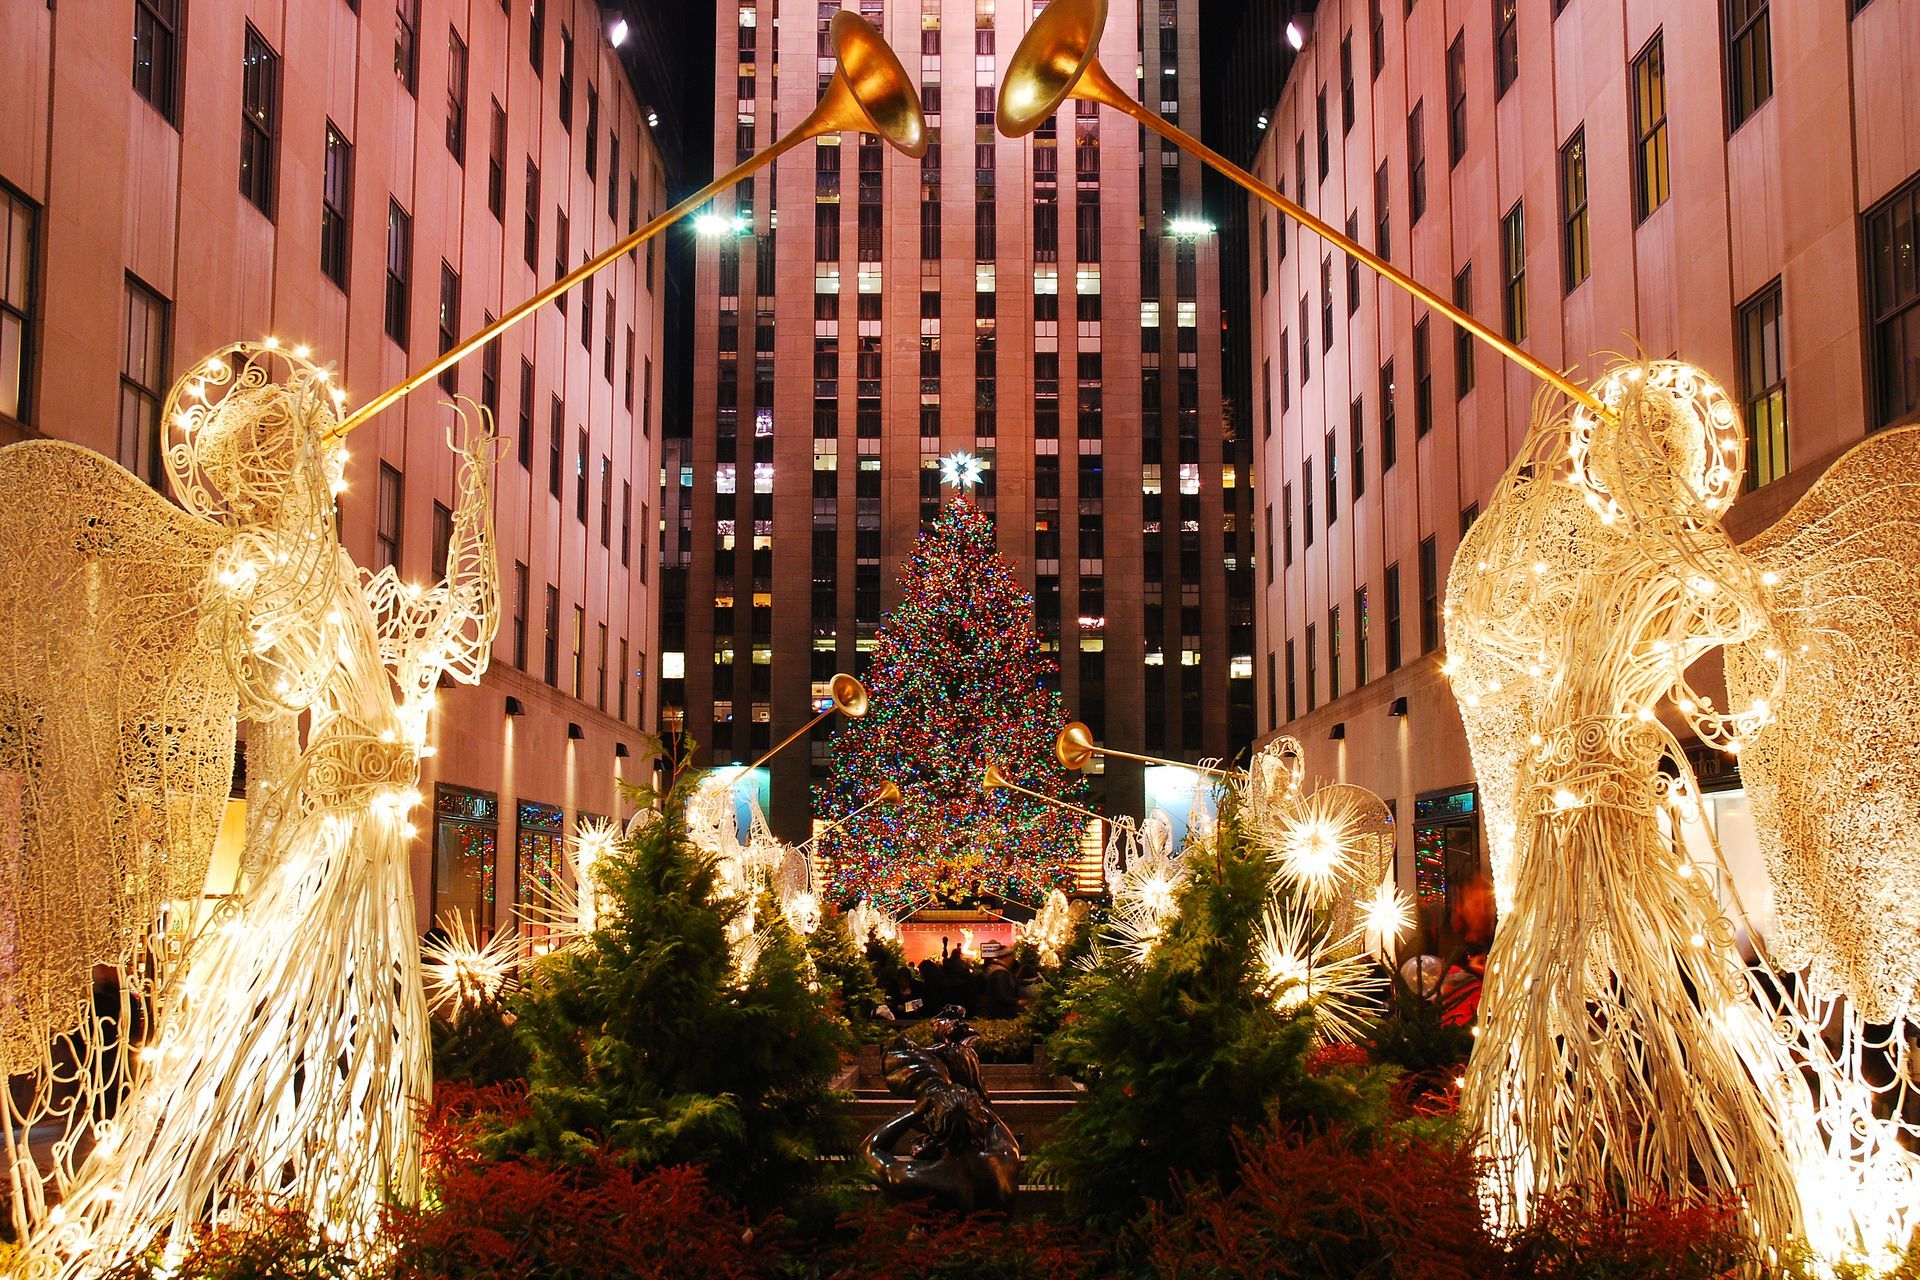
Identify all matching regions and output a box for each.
[1244,0,1920,951]
[663,0,1256,846]
[2,0,669,931]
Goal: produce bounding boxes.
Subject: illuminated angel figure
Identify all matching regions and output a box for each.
[18,343,502,1276]
[1447,361,1920,1261]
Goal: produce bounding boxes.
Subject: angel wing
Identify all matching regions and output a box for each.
[1726,425,1920,1021]
[0,442,234,1073]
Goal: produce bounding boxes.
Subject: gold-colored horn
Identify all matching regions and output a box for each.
[332,12,925,439]
[830,672,872,717]
[982,761,1013,791]
[982,759,1106,824]
[998,0,1604,419]
[876,780,903,804]
[1051,718,1236,778]
[1055,721,1097,772]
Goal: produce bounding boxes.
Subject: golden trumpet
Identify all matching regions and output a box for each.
[331,12,926,440]
[1053,720,1236,778]
[724,673,872,788]
[806,779,903,849]
[981,760,1107,825]
[997,0,1604,419]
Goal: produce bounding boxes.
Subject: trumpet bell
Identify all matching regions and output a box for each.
[982,761,1013,791]
[1055,721,1097,772]
[818,11,929,158]
[998,0,1109,136]
[829,672,871,717]
[876,780,903,804]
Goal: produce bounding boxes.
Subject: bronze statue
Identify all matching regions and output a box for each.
[859,1005,1021,1212]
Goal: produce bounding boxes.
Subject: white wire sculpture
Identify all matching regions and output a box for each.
[2,342,502,1276]
[1446,359,1920,1266]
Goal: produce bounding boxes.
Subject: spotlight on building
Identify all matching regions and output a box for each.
[1256,112,1270,131]
[1330,722,1346,740]
[694,212,750,237]
[568,722,586,740]
[609,17,630,47]
[504,695,527,717]
[614,742,631,758]
[646,108,660,128]
[1166,215,1216,238]
[1285,16,1311,51]
[1387,697,1409,718]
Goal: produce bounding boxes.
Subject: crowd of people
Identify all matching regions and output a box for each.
[868,934,1037,1021]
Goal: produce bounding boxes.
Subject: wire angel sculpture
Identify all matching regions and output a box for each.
[4,343,503,1276]
[1446,359,1920,1264]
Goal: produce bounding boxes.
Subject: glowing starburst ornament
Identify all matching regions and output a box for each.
[1359,877,1415,960]
[1104,844,1189,966]
[421,915,521,1016]
[938,450,987,490]
[1254,897,1384,1045]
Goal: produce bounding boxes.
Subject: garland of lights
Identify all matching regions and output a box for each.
[818,497,1085,913]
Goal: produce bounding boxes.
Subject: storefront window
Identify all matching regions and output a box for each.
[516,799,566,940]
[432,785,498,932]
[1412,787,1492,959]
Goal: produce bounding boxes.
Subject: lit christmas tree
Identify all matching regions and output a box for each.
[818,483,1087,913]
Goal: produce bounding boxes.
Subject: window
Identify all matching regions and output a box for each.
[1369,0,1385,79]
[621,480,632,567]
[395,0,419,93]
[1282,483,1294,567]
[1303,460,1315,546]
[1453,265,1474,396]
[446,28,468,160]
[1328,605,1341,700]
[609,136,620,222]
[571,604,585,699]
[481,313,500,423]
[528,0,543,72]
[1340,33,1355,133]
[544,584,560,685]
[240,26,281,218]
[1446,33,1467,167]
[1418,535,1439,652]
[488,101,506,219]
[1494,0,1518,98]
[548,396,563,497]
[618,638,629,721]
[119,277,170,487]
[1346,214,1361,315]
[599,456,612,546]
[1560,128,1590,292]
[1739,279,1787,487]
[512,562,528,669]
[596,622,608,710]
[1299,297,1311,384]
[132,0,182,123]
[1407,102,1426,224]
[1354,586,1371,686]
[1350,396,1365,500]
[1316,88,1329,182]
[517,358,534,468]
[558,26,574,130]
[1305,623,1318,711]
[385,201,412,348]
[1374,161,1390,258]
[431,502,453,578]
[1267,651,1278,727]
[1379,359,1396,470]
[1502,201,1527,342]
[322,124,353,288]
[524,161,540,269]
[1631,33,1670,222]
[1460,503,1478,536]
[376,462,403,571]
[1285,638,1297,720]
[1725,0,1772,131]
[437,263,460,393]
[0,186,41,417]
[1384,561,1403,669]
[585,85,599,177]
[1868,175,1920,427]
[1264,502,1275,582]
[1413,319,1432,437]
[1313,436,1332,535]
[575,427,589,521]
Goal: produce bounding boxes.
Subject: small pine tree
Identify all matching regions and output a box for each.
[1039,799,1396,1227]
[490,770,852,1214]
[818,496,1086,913]
[805,911,889,1043]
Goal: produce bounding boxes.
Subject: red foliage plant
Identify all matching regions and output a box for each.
[804,1202,1114,1280]
[1504,1189,1755,1280]
[373,1084,773,1280]
[1303,1042,1373,1077]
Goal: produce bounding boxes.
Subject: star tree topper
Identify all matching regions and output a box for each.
[939,450,987,491]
